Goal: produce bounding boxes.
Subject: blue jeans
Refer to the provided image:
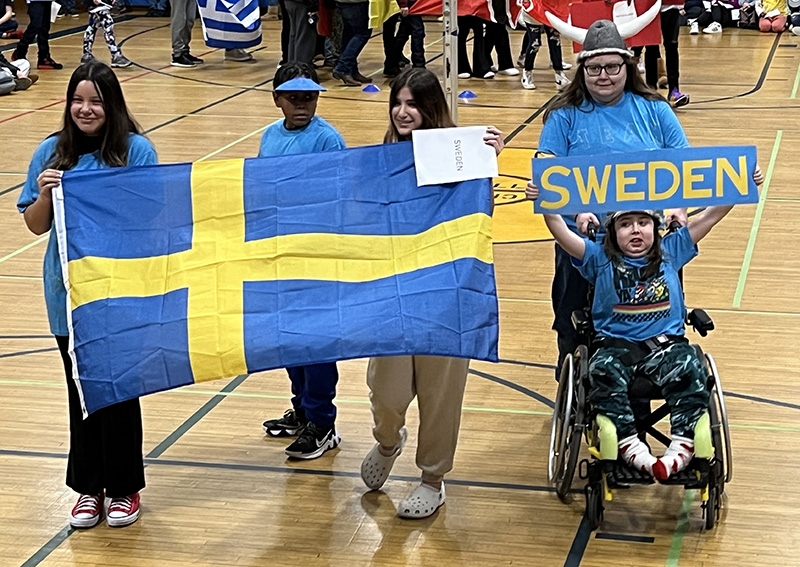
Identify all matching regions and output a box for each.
[333,1,370,75]
[286,363,339,427]
[150,0,169,11]
[58,0,76,11]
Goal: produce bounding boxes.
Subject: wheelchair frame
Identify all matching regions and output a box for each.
[547,317,733,531]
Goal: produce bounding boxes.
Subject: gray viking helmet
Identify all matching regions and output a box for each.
[577,20,633,62]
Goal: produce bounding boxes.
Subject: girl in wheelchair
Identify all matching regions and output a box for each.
[540,206,735,481]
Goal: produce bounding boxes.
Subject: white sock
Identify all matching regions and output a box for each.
[653,435,694,481]
[619,434,657,474]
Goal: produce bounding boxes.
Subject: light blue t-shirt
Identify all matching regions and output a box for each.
[538,91,690,234]
[258,115,345,158]
[17,133,158,336]
[575,226,698,342]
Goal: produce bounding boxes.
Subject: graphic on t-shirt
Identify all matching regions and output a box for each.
[611,262,670,323]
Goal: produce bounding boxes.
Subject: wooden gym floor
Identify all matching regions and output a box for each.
[1,9,799,567]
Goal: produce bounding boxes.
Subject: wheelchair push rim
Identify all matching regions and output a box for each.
[548,354,575,483]
[706,353,733,484]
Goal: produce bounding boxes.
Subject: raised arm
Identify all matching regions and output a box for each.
[687,205,733,244]
[543,214,586,260]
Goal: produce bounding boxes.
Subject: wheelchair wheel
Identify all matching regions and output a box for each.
[585,483,604,531]
[706,353,733,484]
[548,347,587,501]
[704,476,719,530]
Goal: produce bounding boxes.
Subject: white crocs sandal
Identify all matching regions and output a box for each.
[361,428,407,490]
[398,482,445,519]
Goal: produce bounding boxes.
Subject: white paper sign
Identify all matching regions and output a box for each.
[50,1,61,23]
[412,126,499,186]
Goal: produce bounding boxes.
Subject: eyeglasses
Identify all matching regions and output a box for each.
[584,63,624,77]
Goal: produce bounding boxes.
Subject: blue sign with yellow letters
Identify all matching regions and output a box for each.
[532,146,758,214]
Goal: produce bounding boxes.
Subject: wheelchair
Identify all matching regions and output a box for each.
[547,230,733,531]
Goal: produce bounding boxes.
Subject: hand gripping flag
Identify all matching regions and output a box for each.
[53,142,499,416]
[197,0,262,49]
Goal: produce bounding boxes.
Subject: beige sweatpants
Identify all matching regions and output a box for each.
[366,355,470,484]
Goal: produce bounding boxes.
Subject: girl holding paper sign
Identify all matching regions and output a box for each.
[360,67,502,520]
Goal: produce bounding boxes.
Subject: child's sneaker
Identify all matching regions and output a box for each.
[496,67,520,76]
[457,72,470,79]
[703,22,723,34]
[549,61,572,70]
[516,53,524,68]
[106,493,140,527]
[70,493,103,528]
[554,71,570,90]
[38,57,63,70]
[1,29,24,39]
[521,69,535,90]
[669,88,690,108]
[653,436,694,481]
[690,21,699,34]
[284,422,341,460]
[81,52,95,64]
[619,434,657,474]
[263,408,306,437]
[111,53,132,68]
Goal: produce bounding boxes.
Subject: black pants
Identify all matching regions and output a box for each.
[458,15,492,77]
[483,20,514,71]
[697,6,733,27]
[635,9,680,92]
[523,24,563,71]
[57,335,145,498]
[14,1,52,60]
[278,0,290,65]
[383,13,425,70]
[551,243,590,379]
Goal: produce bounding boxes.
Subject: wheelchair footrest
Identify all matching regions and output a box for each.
[607,459,656,487]
[658,458,710,488]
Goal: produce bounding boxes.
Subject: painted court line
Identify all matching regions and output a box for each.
[665,490,696,567]
[733,129,782,308]
[0,234,48,265]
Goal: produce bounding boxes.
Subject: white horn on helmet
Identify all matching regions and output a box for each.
[545,0,662,44]
[617,0,662,39]
[544,12,586,44]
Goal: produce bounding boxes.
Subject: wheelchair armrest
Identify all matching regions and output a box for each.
[687,308,714,337]
[571,308,593,336]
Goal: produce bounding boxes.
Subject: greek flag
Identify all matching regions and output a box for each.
[197,0,262,49]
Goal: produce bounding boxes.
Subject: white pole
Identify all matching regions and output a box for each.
[442,0,458,124]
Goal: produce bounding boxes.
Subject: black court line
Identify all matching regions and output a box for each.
[0,448,560,494]
[146,373,250,458]
[503,96,556,145]
[497,357,558,371]
[724,390,800,412]
[691,32,782,105]
[0,346,58,359]
[563,516,593,567]
[15,373,250,567]
[595,532,655,543]
[0,15,139,53]
[18,526,74,567]
[469,368,555,409]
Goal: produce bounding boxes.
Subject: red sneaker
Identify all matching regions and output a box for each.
[70,493,104,528]
[107,492,140,527]
[37,57,63,70]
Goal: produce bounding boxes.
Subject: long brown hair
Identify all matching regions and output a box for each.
[384,67,455,143]
[543,55,665,123]
[603,213,664,279]
[50,60,143,171]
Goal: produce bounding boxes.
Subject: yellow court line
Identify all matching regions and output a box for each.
[0,234,48,265]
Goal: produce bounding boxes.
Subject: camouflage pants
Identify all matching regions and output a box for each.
[588,342,709,439]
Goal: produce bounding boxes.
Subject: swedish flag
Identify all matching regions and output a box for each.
[54,142,498,415]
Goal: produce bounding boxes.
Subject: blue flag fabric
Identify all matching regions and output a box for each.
[532,146,759,215]
[53,142,498,415]
[197,0,262,49]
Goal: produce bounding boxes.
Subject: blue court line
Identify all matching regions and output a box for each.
[595,532,655,544]
[0,346,58,359]
[724,391,800,412]
[470,368,555,409]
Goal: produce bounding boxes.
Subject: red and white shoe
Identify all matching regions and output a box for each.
[106,492,141,527]
[70,493,104,528]
[653,436,694,481]
[619,434,657,475]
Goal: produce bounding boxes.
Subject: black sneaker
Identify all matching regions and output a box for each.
[262,409,306,437]
[284,422,341,460]
[171,53,195,67]
[186,53,204,64]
